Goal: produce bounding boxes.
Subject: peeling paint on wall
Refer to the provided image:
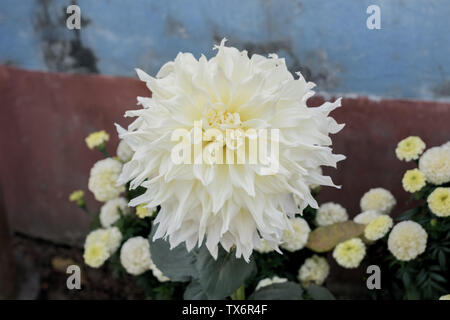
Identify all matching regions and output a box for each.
[1,0,450,100]
[34,0,98,73]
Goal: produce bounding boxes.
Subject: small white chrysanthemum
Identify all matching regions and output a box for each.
[100,197,130,227]
[85,130,109,150]
[117,39,345,261]
[135,203,156,219]
[255,276,288,291]
[353,210,382,225]
[88,158,124,202]
[395,136,426,161]
[85,227,123,255]
[360,188,396,214]
[439,294,450,300]
[419,146,450,185]
[333,238,366,269]
[427,187,450,217]
[298,255,329,286]
[120,236,152,276]
[315,202,348,226]
[388,221,427,261]
[83,242,109,268]
[150,262,170,282]
[281,218,311,252]
[402,169,426,193]
[364,215,393,241]
[255,239,275,254]
[116,140,134,162]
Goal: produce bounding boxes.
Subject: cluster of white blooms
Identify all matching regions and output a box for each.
[100,197,131,227]
[116,39,344,261]
[315,202,348,226]
[120,236,152,276]
[419,146,450,185]
[255,276,288,291]
[120,236,170,281]
[116,140,134,162]
[83,227,122,268]
[360,188,396,214]
[298,255,329,286]
[353,210,382,225]
[395,136,426,161]
[88,158,124,202]
[85,227,123,254]
[333,238,366,269]
[427,187,450,217]
[281,218,311,252]
[388,221,427,261]
[364,215,393,241]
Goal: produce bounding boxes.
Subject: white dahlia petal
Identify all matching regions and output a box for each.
[118,40,344,260]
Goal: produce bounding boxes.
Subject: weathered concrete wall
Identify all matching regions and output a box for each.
[1,66,449,245]
[0,66,147,244]
[1,0,450,100]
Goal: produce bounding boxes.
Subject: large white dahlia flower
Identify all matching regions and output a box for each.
[116,39,345,261]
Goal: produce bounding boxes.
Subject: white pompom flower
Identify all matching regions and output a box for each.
[353,210,381,225]
[116,39,344,261]
[315,202,348,226]
[333,238,366,269]
[388,221,427,261]
[419,146,450,185]
[255,276,288,291]
[116,140,134,162]
[120,236,152,276]
[364,215,393,241]
[281,217,311,252]
[298,254,330,286]
[360,188,396,214]
[100,197,130,227]
[85,227,123,255]
[88,158,125,202]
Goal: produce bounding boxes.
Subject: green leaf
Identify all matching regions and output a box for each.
[195,246,256,299]
[306,285,336,300]
[306,221,366,252]
[430,272,447,283]
[148,226,198,282]
[397,208,420,221]
[438,251,446,269]
[249,282,303,300]
[183,280,208,300]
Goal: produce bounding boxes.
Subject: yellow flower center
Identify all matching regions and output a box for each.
[206,108,242,128]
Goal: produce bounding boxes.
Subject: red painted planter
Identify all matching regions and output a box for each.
[1,66,449,245]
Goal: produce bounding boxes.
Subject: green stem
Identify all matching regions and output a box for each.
[97,143,110,158]
[231,285,245,300]
[78,202,90,215]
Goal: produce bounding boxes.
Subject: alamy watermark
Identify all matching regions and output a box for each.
[66,5,81,30]
[66,264,81,290]
[366,5,381,30]
[366,265,381,290]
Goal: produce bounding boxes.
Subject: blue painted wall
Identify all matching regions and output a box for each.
[1,0,449,100]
